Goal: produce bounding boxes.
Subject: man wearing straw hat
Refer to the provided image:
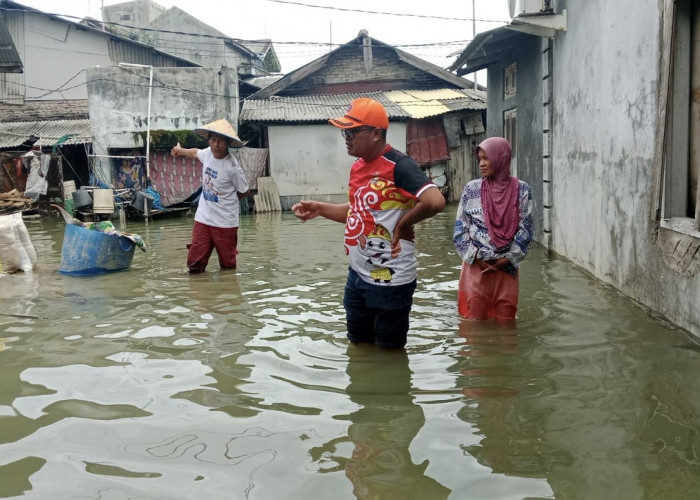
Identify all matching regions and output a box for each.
[171,119,249,273]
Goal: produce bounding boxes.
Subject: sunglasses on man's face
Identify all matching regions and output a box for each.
[341,127,375,140]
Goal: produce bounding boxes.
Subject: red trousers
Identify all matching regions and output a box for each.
[457,260,519,320]
[187,221,239,273]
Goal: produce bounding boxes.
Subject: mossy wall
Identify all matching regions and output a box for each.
[138,130,208,151]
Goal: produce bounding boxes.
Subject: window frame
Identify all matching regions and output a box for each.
[656,0,700,237]
[504,107,517,177]
[504,62,517,100]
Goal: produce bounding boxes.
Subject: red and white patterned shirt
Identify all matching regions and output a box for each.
[345,145,436,286]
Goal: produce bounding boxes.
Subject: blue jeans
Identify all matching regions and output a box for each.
[343,267,417,349]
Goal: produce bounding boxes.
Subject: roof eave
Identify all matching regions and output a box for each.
[449,26,537,77]
[1,0,200,67]
[393,48,474,89]
[247,53,332,100]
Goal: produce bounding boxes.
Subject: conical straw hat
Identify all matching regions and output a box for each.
[194,119,244,147]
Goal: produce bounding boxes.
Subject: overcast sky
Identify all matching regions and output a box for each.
[15,0,511,74]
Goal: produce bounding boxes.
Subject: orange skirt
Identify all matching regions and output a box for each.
[457,260,519,320]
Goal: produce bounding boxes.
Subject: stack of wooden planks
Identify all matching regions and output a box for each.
[0,189,35,215]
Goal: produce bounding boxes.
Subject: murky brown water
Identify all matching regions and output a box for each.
[1,206,699,499]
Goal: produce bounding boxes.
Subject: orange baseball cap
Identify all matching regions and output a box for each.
[329,97,389,130]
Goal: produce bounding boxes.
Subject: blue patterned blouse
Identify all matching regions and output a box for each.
[453,178,534,274]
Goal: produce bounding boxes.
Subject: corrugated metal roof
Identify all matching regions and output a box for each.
[240,89,486,124]
[448,27,524,75]
[242,75,285,91]
[0,100,89,123]
[407,117,450,165]
[385,89,483,119]
[0,18,22,73]
[0,119,91,148]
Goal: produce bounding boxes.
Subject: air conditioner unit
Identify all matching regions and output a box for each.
[508,0,555,18]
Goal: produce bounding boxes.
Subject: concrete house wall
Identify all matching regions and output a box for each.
[242,32,486,209]
[482,0,700,336]
[147,9,252,70]
[484,35,544,243]
[0,2,192,105]
[1,7,113,102]
[102,0,261,74]
[101,0,165,28]
[268,123,407,206]
[85,66,238,183]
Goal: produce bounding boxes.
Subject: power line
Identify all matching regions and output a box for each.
[12,38,479,99]
[33,69,86,98]
[4,5,500,47]
[3,4,500,74]
[3,3,492,95]
[20,77,483,109]
[267,0,507,23]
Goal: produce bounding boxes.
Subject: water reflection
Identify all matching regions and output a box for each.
[312,345,450,499]
[452,248,700,499]
[1,211,700,498]
[458,319,519,368]
[456,318,564,486]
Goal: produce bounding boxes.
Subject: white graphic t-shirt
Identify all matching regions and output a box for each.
[194,148,249,228]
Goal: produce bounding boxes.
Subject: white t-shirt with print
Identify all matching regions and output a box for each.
[194,148,249,228]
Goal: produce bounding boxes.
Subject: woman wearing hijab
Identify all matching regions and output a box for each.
[453,137,534,320]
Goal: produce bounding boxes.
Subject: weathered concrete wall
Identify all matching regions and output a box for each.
[485,34,545,243]
[101,0,166,28]
[515,0,699,335]
[147,9,250,70]
[484,0,700,336]
[86,66,238,183]
[103,1,254,71]
[268,123,407,209]
[549,1,667,299]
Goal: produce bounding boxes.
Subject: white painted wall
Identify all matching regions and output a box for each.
[22,13,111,100]
[268,122,407,206]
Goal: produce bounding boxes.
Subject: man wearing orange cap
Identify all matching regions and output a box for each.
[292,97,445,349]
[171,119,249,273]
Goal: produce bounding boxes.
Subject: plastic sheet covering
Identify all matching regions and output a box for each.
[22,151,49,201]
[232,147,268,190]
[0,213,37,273]
[150,147,268,207]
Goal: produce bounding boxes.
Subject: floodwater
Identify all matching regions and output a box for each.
[1,206,700,499]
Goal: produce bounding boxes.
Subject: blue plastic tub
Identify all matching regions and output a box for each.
[59,223,135,275]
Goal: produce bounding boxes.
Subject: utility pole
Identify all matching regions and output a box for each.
[473,0,478,89]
